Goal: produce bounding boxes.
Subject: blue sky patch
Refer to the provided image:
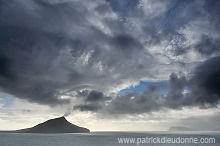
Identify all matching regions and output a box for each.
[118,80,168,95]
[0,93,14,108]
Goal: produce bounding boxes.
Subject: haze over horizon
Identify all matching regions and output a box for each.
[0,0,220,131]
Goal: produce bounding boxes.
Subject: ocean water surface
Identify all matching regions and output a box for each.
[0,131,219,146]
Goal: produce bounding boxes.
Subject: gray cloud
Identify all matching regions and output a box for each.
[194,34,220,56]
[74,103,102,112]
[74,56,220,116]
[73,90,112,112]
[203,0,220,30]
[86,90,105,102]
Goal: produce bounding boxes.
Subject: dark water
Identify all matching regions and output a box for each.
[0,131,219,146]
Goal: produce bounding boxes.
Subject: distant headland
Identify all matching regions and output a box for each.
[213,128,220,131]
[168,126,195,131]
[0,116,90,133]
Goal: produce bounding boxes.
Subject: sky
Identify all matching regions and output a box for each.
[0,0,220,131]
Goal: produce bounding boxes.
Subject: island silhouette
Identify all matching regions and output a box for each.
[168,126,195,131]
[214,128,220,131]
[1,116,90,133]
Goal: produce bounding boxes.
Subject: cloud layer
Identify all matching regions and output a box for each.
[0,0,220,117]
[74,56,220,116]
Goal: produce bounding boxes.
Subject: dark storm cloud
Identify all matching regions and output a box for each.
[164,56,220,109]
[194,34,220,56]
[0,0,90,105]
[0,26,71,105]
[0,55,13,79]
[191,56,220,105]
[1,0,141,106]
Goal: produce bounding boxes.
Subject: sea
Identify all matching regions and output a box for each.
[0,131,219,146]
